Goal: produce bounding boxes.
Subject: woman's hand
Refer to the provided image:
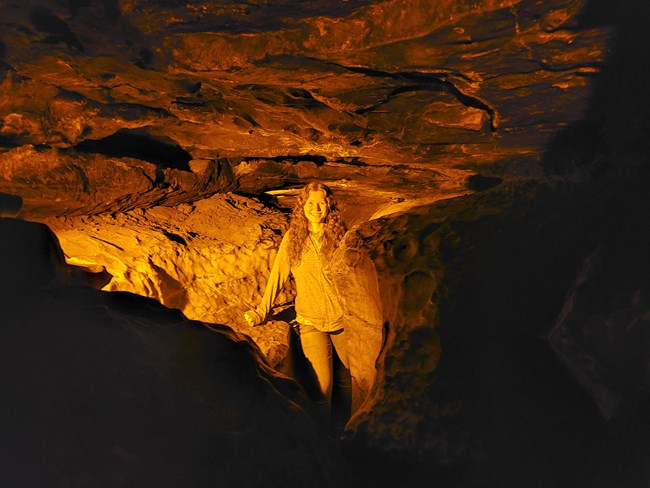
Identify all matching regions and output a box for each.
[244,309,262,327]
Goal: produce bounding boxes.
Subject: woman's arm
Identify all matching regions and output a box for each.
[245,233,291,326]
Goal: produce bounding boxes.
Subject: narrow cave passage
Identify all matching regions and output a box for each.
[73,129,192,170]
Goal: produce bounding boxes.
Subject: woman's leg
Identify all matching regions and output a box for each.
[299,324,334,412]
[330,329,352,431]
[329,328,349,369]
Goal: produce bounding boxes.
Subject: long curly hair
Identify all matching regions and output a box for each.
[286,181,346,266]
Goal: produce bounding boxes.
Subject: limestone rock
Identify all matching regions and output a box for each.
[331,230,384,414]
[46,193,295,367]
[1,0,610,216]
[0,217,345,488]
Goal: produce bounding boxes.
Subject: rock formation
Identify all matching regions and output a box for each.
[1,0,610,217]
[0,217,346,487]
[2,0,650,486]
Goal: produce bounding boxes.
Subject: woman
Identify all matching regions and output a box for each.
[244,182,351,429]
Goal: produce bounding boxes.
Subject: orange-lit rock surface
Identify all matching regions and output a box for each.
[48,193,296,363]
[46,191,386,408]
[1,0,609,216]
[50,194,287,316]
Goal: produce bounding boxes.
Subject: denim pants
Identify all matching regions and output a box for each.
[298,323,352,428]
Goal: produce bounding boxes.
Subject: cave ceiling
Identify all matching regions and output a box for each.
[0,0,610,218]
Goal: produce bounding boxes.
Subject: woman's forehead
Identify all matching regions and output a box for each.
[306,190,327,201]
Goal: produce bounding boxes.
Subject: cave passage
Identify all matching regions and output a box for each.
[73,129,192,170]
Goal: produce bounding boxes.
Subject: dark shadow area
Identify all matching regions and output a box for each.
[428,0,650,486]
[0,214,345,486]
[426,188,618,488]
[161,230,187,247]
[68,263,113,289]
[29,7,84,51]
[0,39,9,74]
[157,0,375,35]
[339,1,650,486]
[465,174,503,191]
[243,155,327,165]
[0,192,23,217]
[68,0,119,23]
[73,129,192,171]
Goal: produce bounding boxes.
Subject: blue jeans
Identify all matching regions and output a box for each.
[298,323,352,429]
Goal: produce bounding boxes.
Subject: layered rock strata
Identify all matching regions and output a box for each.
[1,0,609,216]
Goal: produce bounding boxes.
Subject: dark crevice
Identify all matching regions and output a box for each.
[338,157,368,167]
[30,8,84,51]
[241,155,327,165]
[331,62,497,132]
[73,129,192,170]
[136,167,156,187]
[161,230,187,246]
[174,97,207,107]
[67,162,90,193]
[0,134,21,148]
[56,88,89,103]
[135,48,154,69]
[401,74,496,132]
[154,167,166,185]
[240,84,326,109]
[439,80,496,132]
[465,174,503,191]
[240,113,260,127]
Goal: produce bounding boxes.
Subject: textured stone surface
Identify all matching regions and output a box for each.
[1,0,609,216]
[47,191,387,409]
[0,217,345,488]
[2,0,650,486]
[343,195,473,448]
[331,230,384,413]
[47,193,295,365]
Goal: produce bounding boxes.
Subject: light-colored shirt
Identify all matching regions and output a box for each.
[255,230,343,331]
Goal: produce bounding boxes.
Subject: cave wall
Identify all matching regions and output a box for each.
[2,0,650,486]
[0,217,347,488]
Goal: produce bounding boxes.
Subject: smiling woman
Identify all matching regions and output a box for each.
[244,181,350,431]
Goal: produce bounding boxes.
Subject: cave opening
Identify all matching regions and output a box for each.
[72,129,192,171]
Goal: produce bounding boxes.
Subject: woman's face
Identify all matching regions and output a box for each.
[303,190,329,225]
